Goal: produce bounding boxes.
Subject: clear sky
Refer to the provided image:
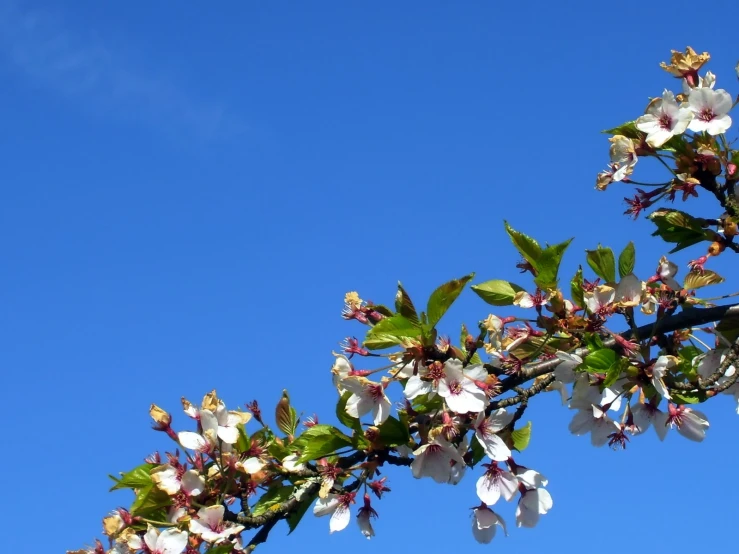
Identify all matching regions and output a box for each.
[2,1,738,552]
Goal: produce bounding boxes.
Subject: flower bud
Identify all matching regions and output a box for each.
[708,241,725,256]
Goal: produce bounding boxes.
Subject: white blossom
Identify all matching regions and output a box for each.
[437,360,489,414]
[569,405,619,447]
[189,505,245,544]
[472,507,507,544]
[473,409,513,461]
[343,377,392,425]
[313,493,355,533]
[687,88,733,135]
[515,488,553,528]
[411,437,465,483]
[636,90,693,147]
[476,463,519,505]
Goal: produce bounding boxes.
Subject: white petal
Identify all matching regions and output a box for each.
[373,396,392,425]
[313,495,339,517]
[404,374,432,399]
[481,434,511,462]
[217,425,240,444]
[329,505,351,533]
[178,431,209,451]
[476,474,502,505]
[157,529,189,554]
[181,470,205,496]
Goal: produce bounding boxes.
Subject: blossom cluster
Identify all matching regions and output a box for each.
[71,47,739,554]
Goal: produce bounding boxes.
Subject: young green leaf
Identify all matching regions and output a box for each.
[251,485,294,517]
[275,389,298,437]
[570,266,585,308]
[511,421,532,452]
[618,242,636,279]
[109,463,156,491]
[584,349,617,372]
[602,121,641,139]
[364,315,421,349]
[395,282,419,323]
[377,415,411,447]
[586,245,616,283]
[504,221,542,268]
[291,425,354,463]
[534,238,573,290]
[130,484,172,516]
[426,273,475,328]
[471,279,526,306]
[684,269,725,289]
[647,209,716,253]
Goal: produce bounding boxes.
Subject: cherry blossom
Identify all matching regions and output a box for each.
[313,493,356,533]
[128,527,188,554]
[666,404,710,441]
[687,88,733,135]
[474,409,513,461]
[515,487,553,528]
[631,399,669,441]
[569,405,620,447]
[472,505,507,544]
[636,90,693,147]
[189,505,245,544]
[411,437,465,483]
[150,466,205,497]
[437,360,489,414]
[476,462,518,505]
[343,376,392,425]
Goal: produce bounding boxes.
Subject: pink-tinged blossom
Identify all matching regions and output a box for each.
[189,505,245,544]
[666,404,709,441]
[631,400,669,441]
[687,88,733,135]
[570,374,622,413]
[651,356,676,400]
[356,494,378,539]
[569,405,620,447]
[150,466,205,497]
[448,435,469,485]
[473,409,513,461]
[200,402,251,445]
[411,437,465,483]
[128,526,188,554]
[515,488,553,528]
[343,376,392,425]
[472,506,508,544]
[554,351,582,384]
[437,360,489,414]
[476,462,519,505]
[656,257,680,290]
[584,285,616,316]
[313,493,356,533]
[635,90,693,147]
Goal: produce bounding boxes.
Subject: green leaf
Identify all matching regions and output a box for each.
[534,238,573,290]
[377,416,411,447]
[251,485,294,517]
[471,279,526,306]
[287,489,317,534]
[570,266,585,308]
[677,345,702,381]
[426,273,475,328]
[618,242,636,279]
[603,358,628,388]
[647,209,715,253]
[582,332,604,352]
[584,349,617,373]
[586,245,616,283]
[395,283,419,324]
[671,390,707,405]
[269,441,291,462]
[602,120,642,139]
[511,422,532,452]
[684,269,725,289]
[291,425,354,463]
[204,545,235,554]
[276,390,298,437]
[236,423,250,453]
[469,435,486,466]
[411,392,444,414]
[364,315,421,349]
[130,484,172,516]
[662,134,689,155]
[109,463,156,491]
[504,221,543,268]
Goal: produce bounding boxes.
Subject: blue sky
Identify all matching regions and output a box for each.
[3,1,739,552]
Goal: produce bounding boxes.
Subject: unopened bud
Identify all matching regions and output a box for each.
[723,221,738,238]
[708,241,725,256]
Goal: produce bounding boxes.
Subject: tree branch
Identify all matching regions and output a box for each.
[492,302,739,396]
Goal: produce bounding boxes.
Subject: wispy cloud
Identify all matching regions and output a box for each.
[0,1,244,142]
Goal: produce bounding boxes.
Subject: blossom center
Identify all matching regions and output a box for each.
[366,384,385,401]
[698,107,716,122]
[658,112,673,130]
[448,380,463,396]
